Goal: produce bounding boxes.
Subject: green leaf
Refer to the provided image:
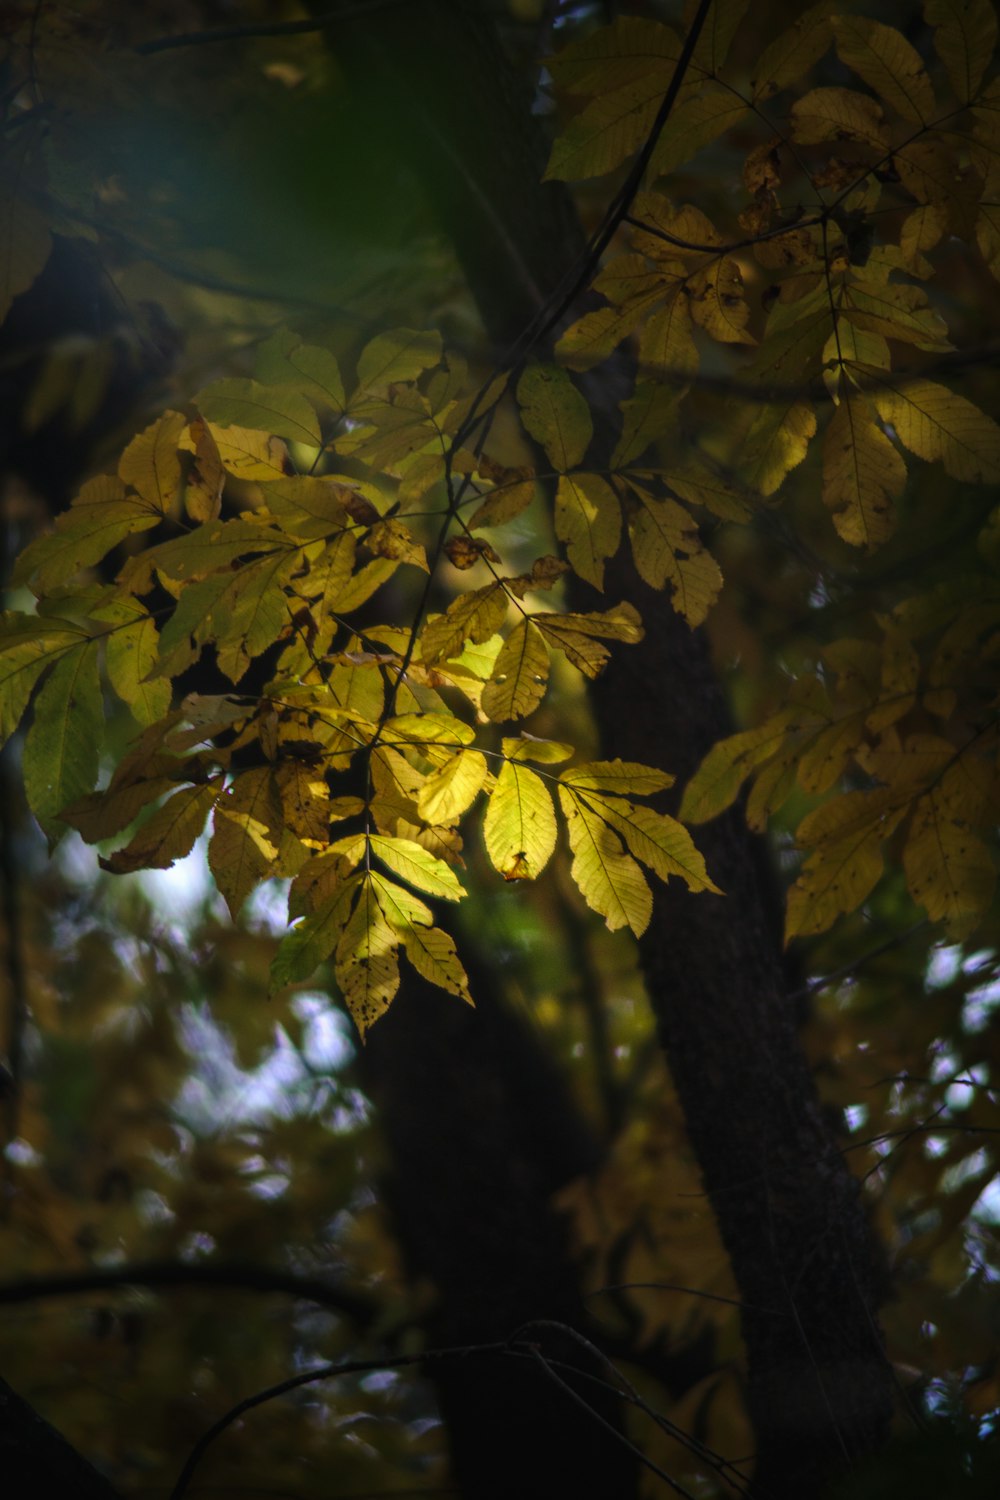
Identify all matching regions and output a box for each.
[501,736,574,764]
[270,876,359,994]
[13,477,160,592]
[23,638,103,836]
[483,760,557,881]
[101,601,173,725]
[255,329,346,413]
[517,364,592,472]
[680,716,793,823]
[196,378,321,447]
[0,619,85,747]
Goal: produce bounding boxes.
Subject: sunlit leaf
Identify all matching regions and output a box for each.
[517,364,592,472]
[481,621,550,722]
[484,759,557,881]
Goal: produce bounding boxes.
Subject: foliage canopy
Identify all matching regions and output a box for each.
[1,1,1000,1496]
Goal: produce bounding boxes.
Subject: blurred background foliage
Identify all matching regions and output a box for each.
[1,1,999,1496]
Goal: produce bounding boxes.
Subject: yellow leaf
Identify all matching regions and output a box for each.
[687,0,751,73]
[790,87,888,147]
[401,923,473,1004]
[417,749,488,824]
[481,621,550,722]
[368,834,465,899]
[371,873,472,1003]
[638,292,700,377]
[738,400,817,496]
[832,17,935,124]
[276,761,332,845]
[535,603,644,677]
[255,329,346,413]
[785,815,889,941]
[545,70,669,181]
[926,0,996,103]
[626,484,722,624]
[334,557,400,614]
[209,768,283,917]
[680,715,793,823]
[750,4,833,101]
[467,473,536,529]
[517,364,592,471]
[650,85,748,176]
[0,620,83,746]
[873,380,1000,482]
[13,477,160,593]
[270,876,358,993]
[118,410,186,515]
[687,258,755,345]
[354,328,442,396]
[23,638,103,836]
[102,602,172,727]
[334,877,399,1036]
[260,475,353,540]
[558,785,652,936]
[421,583,508,664]
[206,422,291,480]
[484,761,557,880]
[547,15,680,96]
[576,790,721,893]
[667,461,753,522]
[367,518,429,572]
[501,736,574,764]
[556,300,649,371]
[839,280,950,350]
[562,760,675,795]
[100,784,218,874]
[821,395,907,549]
[197,378,321,447]
[555,473,622,587]
[612,382,683,468]
[182,417,225,523]
[903,794,995,937]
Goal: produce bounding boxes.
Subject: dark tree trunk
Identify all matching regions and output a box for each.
[337,3,896,1496]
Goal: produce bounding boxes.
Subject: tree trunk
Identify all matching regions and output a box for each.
[337,2,896,1495]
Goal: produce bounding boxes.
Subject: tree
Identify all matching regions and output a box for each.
[1,2,999,1497]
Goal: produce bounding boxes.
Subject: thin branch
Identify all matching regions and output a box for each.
[0,1260,377,1325]
[169,1340,509,1500]
[136,1,405,56]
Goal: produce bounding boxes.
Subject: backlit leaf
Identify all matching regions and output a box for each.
[421,583,508,664]
[417,749,488,824]
[118,410,186,515]
[480,621,550,721]
[626,484,722,624]
[517,364,592,472]
[790,87,887,147]
[903,793,996,937]
[558,785,652,936]
[484,760,557,881]
[832,17,935,124]
[821,395,907,549]
[368,834,465,899]
[555,473,621,586]
[23,638,103,836]
[872,381,1000,482]
[926,0,996,103]
[355,328,442,395]
[196,378,321,447]
[334,876,399,1036]
[99,784,218,874]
